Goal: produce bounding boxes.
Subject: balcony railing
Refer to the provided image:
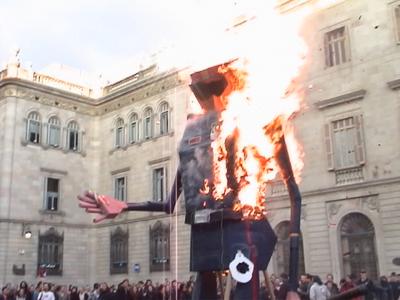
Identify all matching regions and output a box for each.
[335,166,364,185]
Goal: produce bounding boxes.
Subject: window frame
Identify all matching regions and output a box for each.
[66,121,80,152]
[159,102,170,136]
[114,118,125,148]
[38,228,63,276]
[323,25,351,68]
[110,227,129,275]
[129,113,139,144]
[113,175,127,201]
[152,166,167,202]
[149,221,170,272]
[324,113,365,171]
[47,116,61,148]
[44,177,60,212]
[393,3,400,43]
[26,111,41,144]
[143,108,154,140]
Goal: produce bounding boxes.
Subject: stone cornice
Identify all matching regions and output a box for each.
[0,69,187,116]
[268,176,400,202]
[315,89,366,110]
[387,79,400,90]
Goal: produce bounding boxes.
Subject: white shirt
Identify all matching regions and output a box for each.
[310,283,330,300]
[38,291,55,300]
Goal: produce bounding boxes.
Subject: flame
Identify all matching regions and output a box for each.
[193,2,308,219]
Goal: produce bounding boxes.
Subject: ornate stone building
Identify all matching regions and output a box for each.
[0,0,400,287]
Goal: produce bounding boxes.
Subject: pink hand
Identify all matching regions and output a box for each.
[77,191,127,223]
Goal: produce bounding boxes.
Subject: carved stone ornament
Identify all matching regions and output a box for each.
[362,195,379,212]
[328,203,342,219]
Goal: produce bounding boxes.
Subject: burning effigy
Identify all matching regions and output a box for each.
[79,3,308,300]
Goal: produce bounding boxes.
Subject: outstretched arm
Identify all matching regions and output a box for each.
[78,170,182,223]
[124,170,182,214]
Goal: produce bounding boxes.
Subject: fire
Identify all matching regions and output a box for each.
[194,4,307,219]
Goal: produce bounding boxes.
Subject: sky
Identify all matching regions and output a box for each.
[0,0,255,84]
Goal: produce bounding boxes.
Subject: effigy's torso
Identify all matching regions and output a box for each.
[178,112,277,272]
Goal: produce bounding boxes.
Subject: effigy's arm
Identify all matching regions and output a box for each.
[78,170,182,222]
[124,170,182,214]
[265,120,302,293]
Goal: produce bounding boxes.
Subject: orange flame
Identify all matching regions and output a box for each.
[195,4,307,220]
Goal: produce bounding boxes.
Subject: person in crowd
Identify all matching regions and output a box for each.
[17,282,30,300]
[88,283,99,300]
[78,287,88,300]
[325,274,339,296]
[309,275,330,300]
[377,276,394,300]
[37,283,55,300]
[297,274,311,300]
[356,270,376,300]
[32,282,43,300]
[115,280,129,300]
[69,287,79,300]
[389,272,400,300]
[97,283,112,300]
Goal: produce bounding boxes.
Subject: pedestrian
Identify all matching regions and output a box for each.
[309,276,330,300]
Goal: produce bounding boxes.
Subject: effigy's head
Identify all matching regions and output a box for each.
[189,61,237,112]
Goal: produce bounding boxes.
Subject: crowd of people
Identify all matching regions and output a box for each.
[271,271,400,300]
[0,278,194,300]
[1,270,399,300]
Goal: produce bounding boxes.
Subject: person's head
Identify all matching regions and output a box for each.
[71,286,78,293]
[326,274,334,282]
[300,274,308,284]
[189,62,238,113]
[43,283,51,292]
[313,275,323,285]
[2,286,9,296]
[360,270,368,281]
[36,281,43,291]
[339,278,346,286]
[100,283,108,292]
[380,276,388,285]
[121,279,129,289]
[171,280,177,288]
[19,281,28,289]
[273,278,281,287]
[93,283,99,291]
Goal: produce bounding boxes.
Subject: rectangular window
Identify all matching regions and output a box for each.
[116,126,124,147]
[45,178,59,211]
[48,125,60,147]
[153,167,166,202]
[114,176,127,201]
[325,115,365,170]
[38,230,63,276]
[28,120,40,143]
[129,121,138,143]
[110,230,128,274]
[144,117,152,139]
[68,130,79,151]
[160,111,169,135]
[395,5,400,42]
[325,26,348,67]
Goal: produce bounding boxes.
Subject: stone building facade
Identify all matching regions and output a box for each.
[0,0,400,287]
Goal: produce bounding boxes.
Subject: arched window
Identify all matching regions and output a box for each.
[115,118,125,147]
[143,108,153,140]
[340,213,378,279]
[150,221,170,272]
[38,227,63,276]
[26,111,41,143]
[67,121,79,151]
[275,221,305,276]
[110,227,128,274]
[129,113,139,143]
[47,116,61,147]
[159,102,169,135]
